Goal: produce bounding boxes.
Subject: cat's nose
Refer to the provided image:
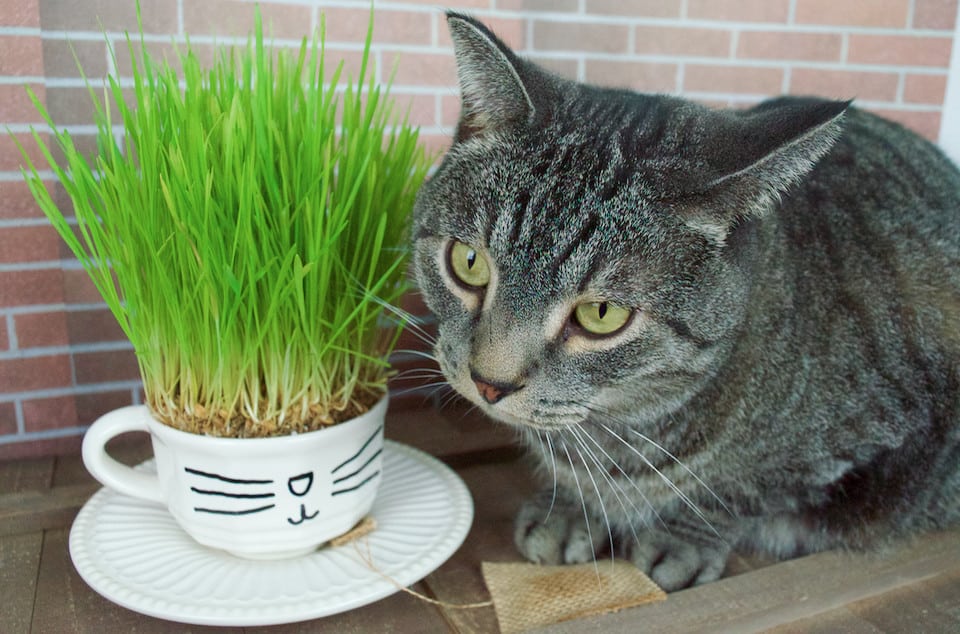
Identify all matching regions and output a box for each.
[470,370,523,405]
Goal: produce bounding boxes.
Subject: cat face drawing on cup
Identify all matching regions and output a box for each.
[83,399,389,559]
[182,426,382,526]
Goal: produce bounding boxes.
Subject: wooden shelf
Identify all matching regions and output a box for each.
[2,404,958,633]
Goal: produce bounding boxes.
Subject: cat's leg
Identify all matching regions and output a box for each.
[514,488,607,565]
[515,488,738,591]
[627,517,733,591]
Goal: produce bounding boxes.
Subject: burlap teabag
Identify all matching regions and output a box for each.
[482,560,666,633]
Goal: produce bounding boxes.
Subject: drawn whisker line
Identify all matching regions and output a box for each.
[331,470,380,496]
[332,425,383,474]
[333,448,383,485]
[184,467,273,485]
[194,504,276,516]
[189,487,275,499]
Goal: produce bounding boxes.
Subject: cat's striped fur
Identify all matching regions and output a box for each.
[411,13,960,591]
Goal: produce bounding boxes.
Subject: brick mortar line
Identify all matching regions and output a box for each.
[0,380,143,403]
[0,257,84,270]
[0,380,429,408]
[0,425,88,444]
[5,313,17,349]
[896,72,908,103]
[0,262,63,273]
[0,27,41,36]
[681,92,944,111]
[522,16,953,36]
[0,340,135,360]
[0,171,55,182]
[4,59,954,83]
[0,76,45,84]
[11,21,957,42]
[492,52,954,74]
[0,303,111,316]
[0,219,53,229]
[14,400,24,434]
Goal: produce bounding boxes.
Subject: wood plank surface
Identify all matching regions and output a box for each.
[250,587,452,633]
[31,518,454,633]
[32,528,230,634]
[0,531,43,634]
[847,568,960,633]
[537,529,960,633]
[0,483,99,537]
[422,456,540,633]
[6,404,960,633]
[0,456,53,493]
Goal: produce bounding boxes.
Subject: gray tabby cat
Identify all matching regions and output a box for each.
[411,13,960,591]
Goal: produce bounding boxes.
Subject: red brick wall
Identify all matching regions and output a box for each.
[0,0,957,459]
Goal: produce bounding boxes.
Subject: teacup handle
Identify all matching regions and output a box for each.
[82,405,164,504]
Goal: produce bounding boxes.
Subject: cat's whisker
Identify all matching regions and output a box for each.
[570,422,661,538]
[532,429,558,522]
[565,427,615,565]
[560,439,600,575]
[388,380,450,400]
[352,286,439,348]
[397,322,439,349]
[569,423,649,561]
[586,404,729,520]
[543,430,559,522]
[627,426,733,517]
[391,348,440,363]
[596,421,721,539]
[390,368,447,382]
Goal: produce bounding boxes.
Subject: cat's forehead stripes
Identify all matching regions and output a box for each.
[479,138,629,296]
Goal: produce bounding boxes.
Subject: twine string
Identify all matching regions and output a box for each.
[336,517,494,610]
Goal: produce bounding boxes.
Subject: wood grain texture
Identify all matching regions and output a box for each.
[537,529,960,633]
[422,458,540,633]
[32,528,234,634]
[4,405,960,632]
[0,483,98,537]
[0,531,43,634]
[0,456,53,493]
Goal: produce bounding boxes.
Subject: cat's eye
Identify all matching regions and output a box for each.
[447,241,490,289]
[573,301,632,336]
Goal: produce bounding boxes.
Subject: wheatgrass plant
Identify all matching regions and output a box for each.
[17,11,431,437]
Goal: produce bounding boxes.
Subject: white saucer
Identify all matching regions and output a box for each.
[69,441,474,626]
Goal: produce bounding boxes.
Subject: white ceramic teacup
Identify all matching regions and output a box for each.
[82,396,387,559]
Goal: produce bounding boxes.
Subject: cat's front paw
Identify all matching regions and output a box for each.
[629,530,730,591]
[514,493,605,565]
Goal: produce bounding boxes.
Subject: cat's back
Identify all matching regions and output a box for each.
[768,99,960,406]
[787,101,960,257]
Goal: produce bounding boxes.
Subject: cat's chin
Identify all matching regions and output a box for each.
[469,400,583,431]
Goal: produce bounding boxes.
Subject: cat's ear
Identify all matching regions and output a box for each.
[446,12,539,143]
[686,98,849,243]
